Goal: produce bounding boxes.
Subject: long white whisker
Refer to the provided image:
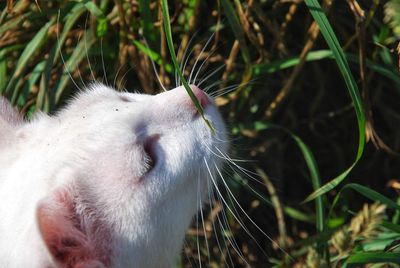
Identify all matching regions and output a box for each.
[205,159,267,262]
[206,180,232,267]
[192,47,219,86]
[188,32,215,84]
[75,32,87,89]
[217,148,262,175]
[182,240,195,267]
[180,48,195,86]
[141,38,167,92]
[199,179,210,264]
[210,86,238,99]
[209,83,241,96]
[196,173,202,268]
[84,13,95,82]
[203,80,223,93]
[100,38,109,86]
[204,145,265,187]
[113,64,125,90]
[214,163,292,259]
[206,162,247,267]
[56,10,81,91]
[215,190,248,267]
[177,32,198,86]
[197,64,226,89]
[118,66,134,91]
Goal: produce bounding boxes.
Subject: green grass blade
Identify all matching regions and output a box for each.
[161,0,215,132]
[132,40,173,73]
[330,183,400,216]
[233,173,315,223]
[382,221,400,233]
[5,18,55,102]
[303,0,366,203]
[244,122,325,234]
[0,45,25,93]
[27,61,46,110]
[40,3,87,112]
[53,29,95,103]
[84,1,108,37]
[347,252,400,266]
[220,0,250,63]
[254,49,400,89]
[139,0,156,43]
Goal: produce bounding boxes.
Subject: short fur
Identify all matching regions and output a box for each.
[0,84,227,268]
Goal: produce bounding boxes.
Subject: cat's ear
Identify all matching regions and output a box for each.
[0,95,22,125]
[36,187,108,268]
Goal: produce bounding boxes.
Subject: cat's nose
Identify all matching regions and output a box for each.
[190,85,210,108]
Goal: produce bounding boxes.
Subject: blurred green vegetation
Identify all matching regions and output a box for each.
[1,0,400,267]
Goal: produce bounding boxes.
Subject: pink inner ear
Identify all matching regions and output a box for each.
[37,188,111,268]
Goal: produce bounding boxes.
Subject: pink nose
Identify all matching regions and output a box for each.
[190,85,210,108]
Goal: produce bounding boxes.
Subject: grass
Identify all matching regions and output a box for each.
[1,0,400,266]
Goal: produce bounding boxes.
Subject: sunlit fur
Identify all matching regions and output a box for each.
[0,84,227,267]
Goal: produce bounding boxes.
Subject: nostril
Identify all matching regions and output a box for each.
[191,86,210,109]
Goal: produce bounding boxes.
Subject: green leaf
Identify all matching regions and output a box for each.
[133,40,173,73]
[347,252,400,266]
[303,0,366,203]
[53,29,96,103]
[382,221,400,233]
[0,45,25,93]
[41,3,88,111]
[161,0,215,132]
[330,183,400,217]
[254,49,400,90]
[220,0,250,63]
[84,1,108,37]
[242,122,325,234]
[6,18,55,103]
[139,0,156,43]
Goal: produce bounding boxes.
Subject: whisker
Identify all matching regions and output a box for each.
[84,13,96,82]
[74,32,87,89]
[192,46,219,87]
[118,66,134,91]
[113,63,125,90]
[196,173,203,268]
[210,86,238,99]
[203,80,223,93]
[180,48,196,86]
[177,32,198,86]
[197,64,226,89]
[183,240,195,267]
[205,160,268,262]
[214,163,292,259]
[141,38,167,92]
[215,147,262,177]
[56,10,81,91]
[206,180,232,267]
[199,182,211,264]
[206,161,248,267]
[188,32,215,84]
[215,190,248,267]
[100,38,109,86]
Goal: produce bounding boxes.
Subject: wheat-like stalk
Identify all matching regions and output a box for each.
[305,247,328,268]
[331,203,386,257]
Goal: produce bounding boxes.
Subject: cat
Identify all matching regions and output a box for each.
[0,83,227,268]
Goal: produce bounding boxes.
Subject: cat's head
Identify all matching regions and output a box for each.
[21,84,227,267]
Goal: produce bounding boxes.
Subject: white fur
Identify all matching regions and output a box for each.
[0,84,227,267]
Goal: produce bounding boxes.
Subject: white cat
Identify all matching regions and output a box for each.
[0,84,227,268]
